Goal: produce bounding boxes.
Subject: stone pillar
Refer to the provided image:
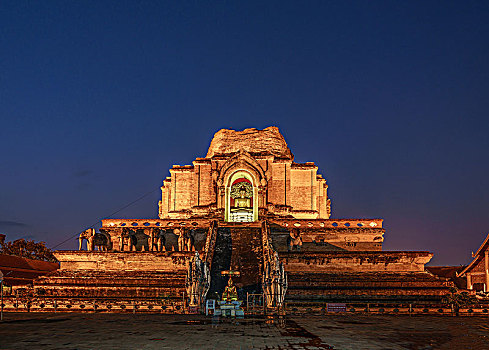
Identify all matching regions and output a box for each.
[119,236,124,251]
[253,186,258,222]
[467,273,472,290]
[216,180,224,209]
[485,250,489,292]
[258,186,266,209]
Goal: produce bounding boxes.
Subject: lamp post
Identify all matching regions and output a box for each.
[1,270,4,321]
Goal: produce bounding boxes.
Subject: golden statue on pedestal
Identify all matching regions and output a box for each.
[234,188,251,208]
[222,277,238,301]
[231,182,252,209]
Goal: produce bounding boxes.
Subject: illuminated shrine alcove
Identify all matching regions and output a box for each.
[226,172,256,222]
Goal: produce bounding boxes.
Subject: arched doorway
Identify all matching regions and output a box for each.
[225,171,258,222]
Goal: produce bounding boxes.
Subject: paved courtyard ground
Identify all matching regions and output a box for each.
[0,312,488,349]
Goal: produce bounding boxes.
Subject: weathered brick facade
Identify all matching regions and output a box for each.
[34,127,451,309]
[159,127,331,222]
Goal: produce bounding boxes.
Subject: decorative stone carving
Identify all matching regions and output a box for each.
[263,251,288,309]
[203,220,218,266]
[287,229,302,251]
[230,181,253,201]
[185,252,210,307]
[78,228,111,252]
[78,228,94,251]
[261,221,288,309]
[158,200,163,217]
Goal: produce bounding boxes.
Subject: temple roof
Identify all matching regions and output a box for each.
[426,266,467,289]
[206,126,294,159]
[0,254,59,286]
[458,233,489,277]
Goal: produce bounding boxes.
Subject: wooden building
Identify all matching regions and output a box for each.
[458,233,489,292]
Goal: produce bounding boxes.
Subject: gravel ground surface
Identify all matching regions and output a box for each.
[0,312,488,349]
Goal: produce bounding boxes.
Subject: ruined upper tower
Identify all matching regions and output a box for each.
[158,127,331,221]
[206,127,293,159]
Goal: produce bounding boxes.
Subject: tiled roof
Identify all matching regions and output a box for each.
[458,233,489,277]
[0,254,58,286]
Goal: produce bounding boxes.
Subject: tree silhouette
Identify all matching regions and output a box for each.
[0,238,57,263]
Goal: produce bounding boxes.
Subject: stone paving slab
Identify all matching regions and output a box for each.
[0,313,488,349]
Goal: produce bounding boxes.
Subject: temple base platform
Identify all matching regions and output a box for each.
[11,249,451,313]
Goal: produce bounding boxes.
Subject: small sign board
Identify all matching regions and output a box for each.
[327,303,346,312]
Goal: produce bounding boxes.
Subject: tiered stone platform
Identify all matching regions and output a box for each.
[35,270,187,298]
[31,247,451,312]
[34,251,192,304]
[282,251,451,305]
[282,251,434,272]
[287,272,450,304]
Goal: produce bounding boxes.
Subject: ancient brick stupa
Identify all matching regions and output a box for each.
[36,127,450,311]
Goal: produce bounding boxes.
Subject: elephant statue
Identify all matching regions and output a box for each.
[287,228,302,251]
[78,228,112,251]
[148,227,166,251]
[119,227,138,251]
[174,228,195,252]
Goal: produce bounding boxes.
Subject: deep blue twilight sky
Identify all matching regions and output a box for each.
[1,1,488,265]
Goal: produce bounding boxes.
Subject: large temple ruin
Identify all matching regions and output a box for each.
[35,127,451,311]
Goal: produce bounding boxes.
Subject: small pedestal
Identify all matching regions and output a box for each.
[188,305,199,314]
[215,300,244,317]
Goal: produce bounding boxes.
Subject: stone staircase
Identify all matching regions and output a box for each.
[208,224,264,301]
[229,226,263,297]
[207,227,232,300]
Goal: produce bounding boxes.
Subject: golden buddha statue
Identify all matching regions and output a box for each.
[222,277,238,301]
[234,188,251,208]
